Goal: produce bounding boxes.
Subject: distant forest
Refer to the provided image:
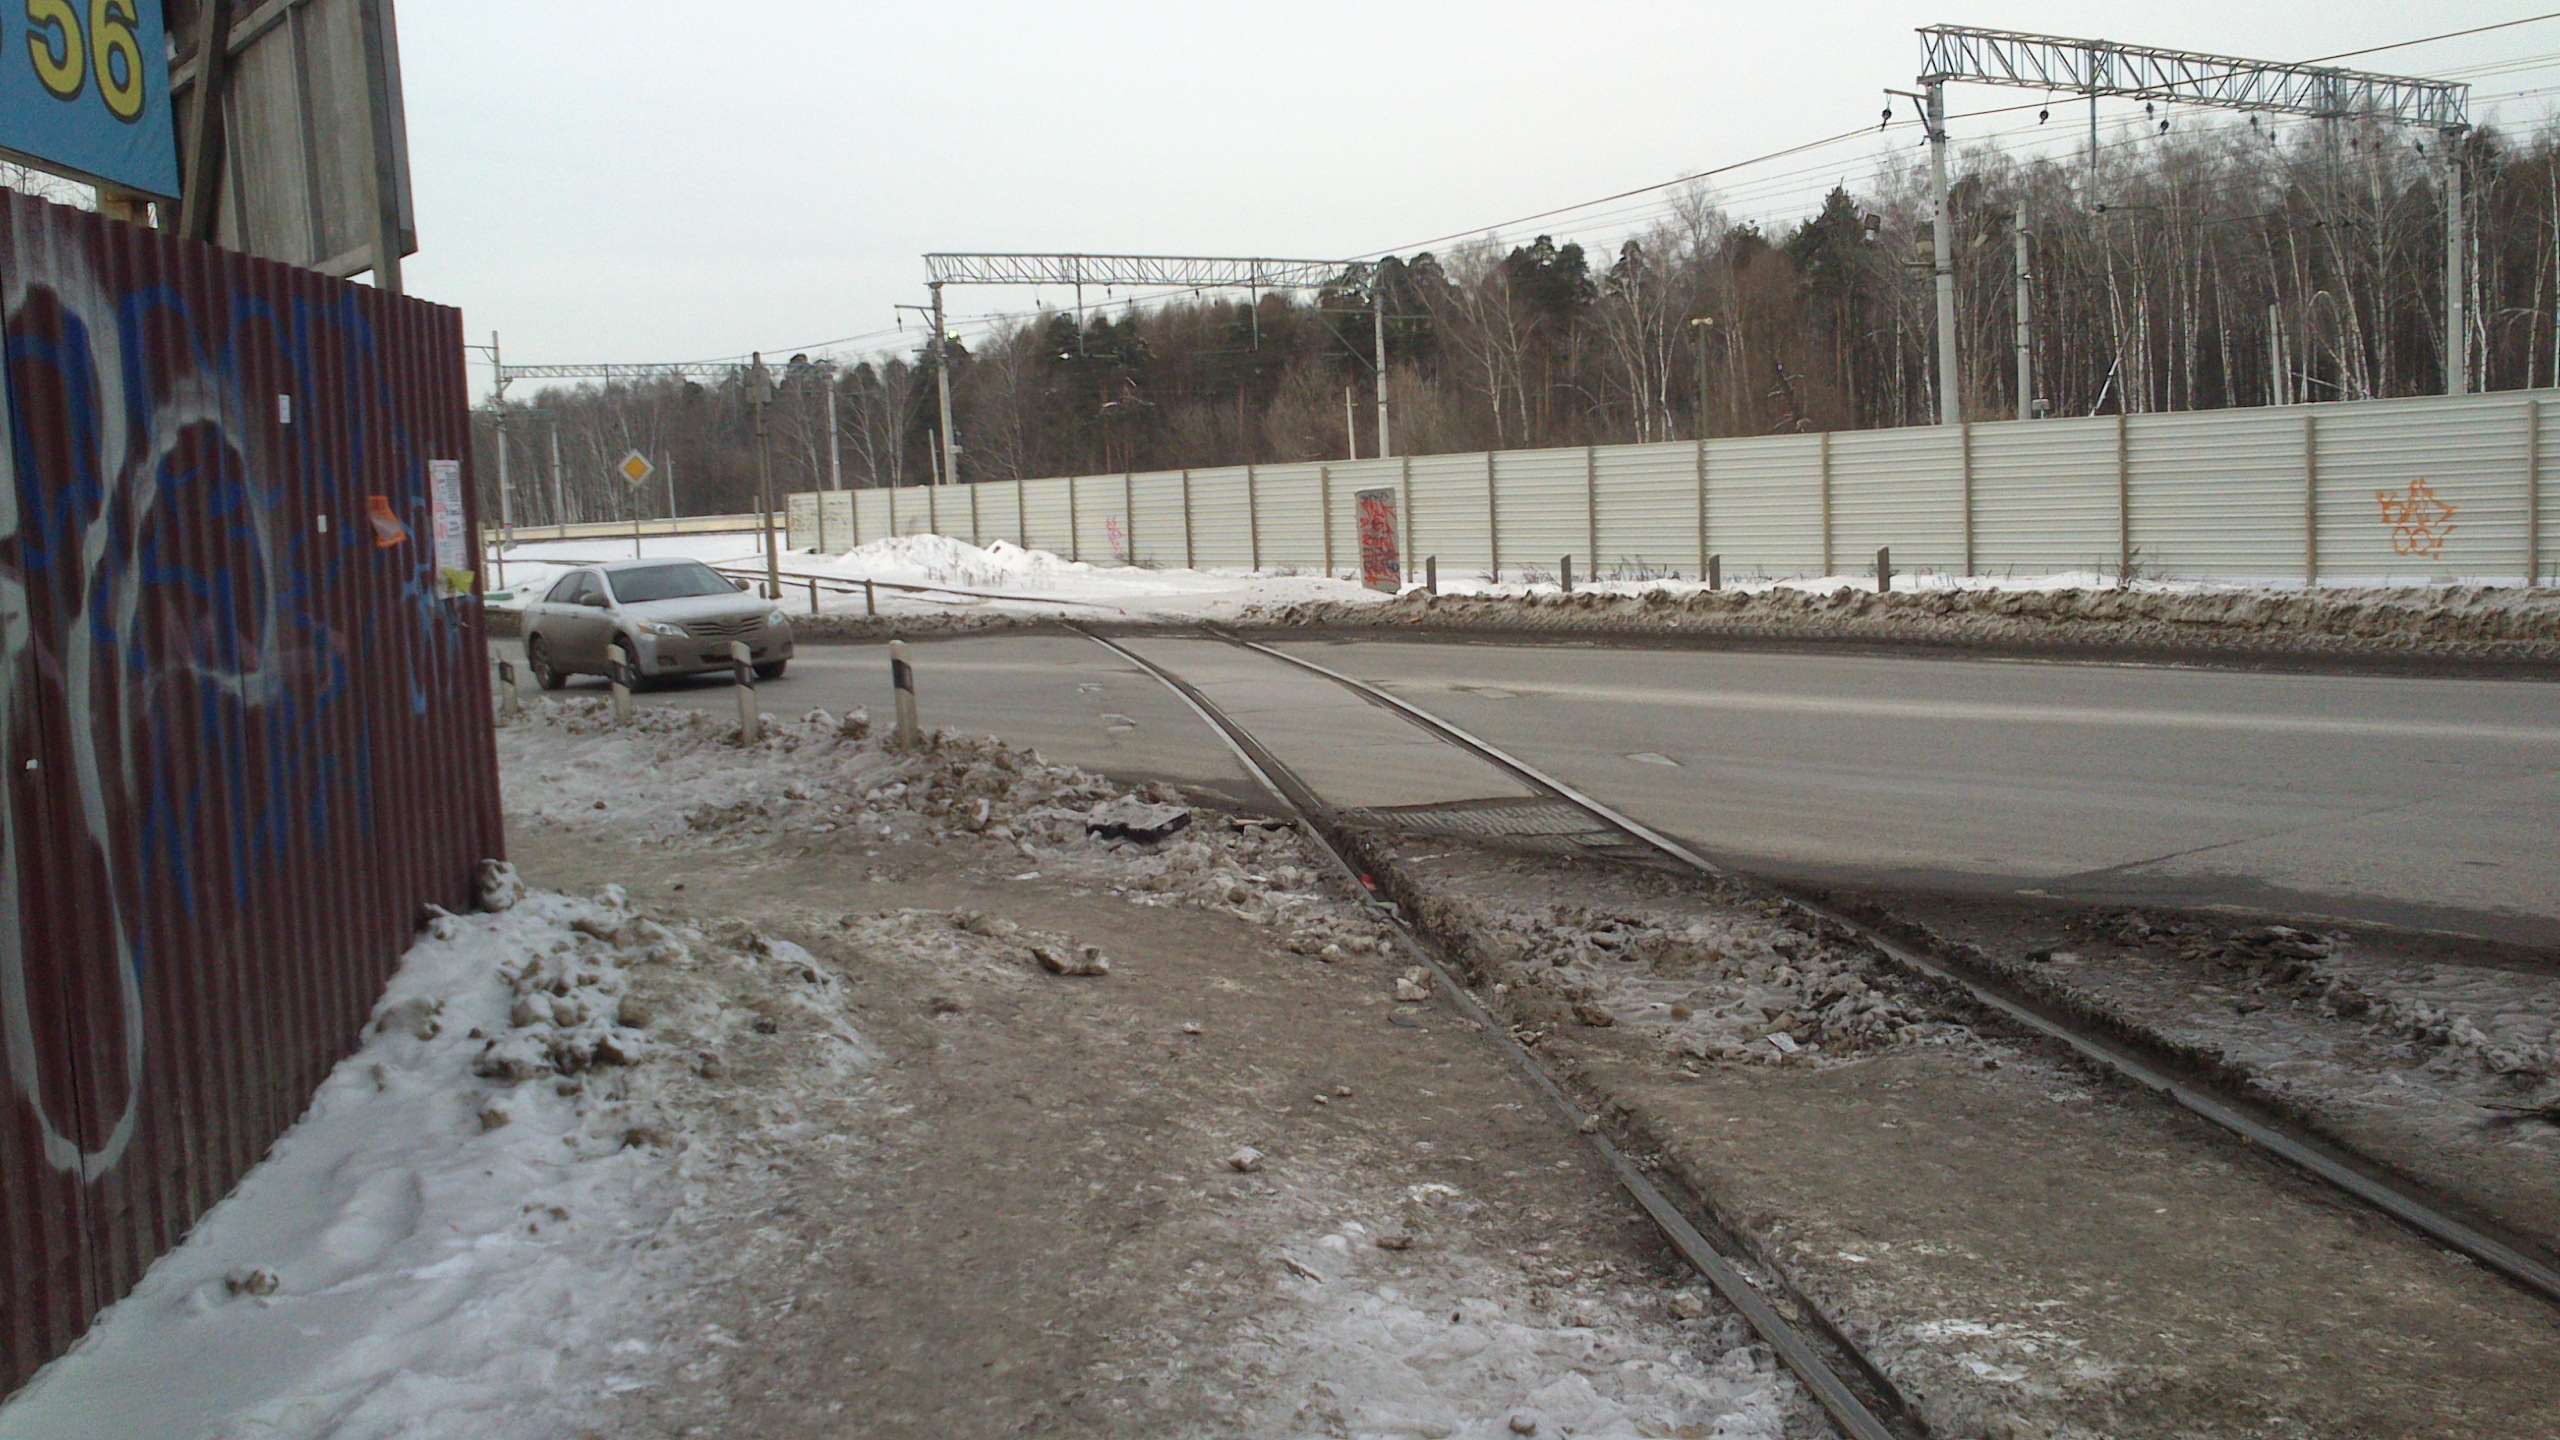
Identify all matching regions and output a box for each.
[484,118,2560,524]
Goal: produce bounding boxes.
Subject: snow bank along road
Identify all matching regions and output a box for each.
[494,631,2560,946]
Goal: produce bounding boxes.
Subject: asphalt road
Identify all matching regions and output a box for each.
[494,633,2560,944]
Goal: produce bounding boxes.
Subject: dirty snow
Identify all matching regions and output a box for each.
[0,881,720,1440]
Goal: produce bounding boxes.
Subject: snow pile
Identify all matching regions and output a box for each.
[1240,1225,1790,1440]
[826,533,1092,589]
[1405,888,1975,1068]
[499,699,1399,944]
[0,881,695,1440]
[1251,580,2560,658]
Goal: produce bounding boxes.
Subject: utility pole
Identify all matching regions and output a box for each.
[2445,130,2468,395]
[1373,276,1393,458]
[930,282,958,485]
[826,372,844,490]
[548,420,566,526]
[490,406,511,587]
[1343,386,1358,459]
[1689,317,1715,440]
[749,353,780,598]
[665,452,678,520]
[2014,221,2034,420]
[1928,81,1960,426]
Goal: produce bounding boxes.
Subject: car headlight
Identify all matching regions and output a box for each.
[765,610,788,627]
[638,621,689,638]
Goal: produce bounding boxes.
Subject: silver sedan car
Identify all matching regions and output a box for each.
[520,559,794,689]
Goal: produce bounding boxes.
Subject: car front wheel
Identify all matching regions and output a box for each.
[526,636,566,691]
[754,658,787,681]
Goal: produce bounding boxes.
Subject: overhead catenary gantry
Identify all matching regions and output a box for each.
[1908,26,2475,423]
[916,252,1387,485]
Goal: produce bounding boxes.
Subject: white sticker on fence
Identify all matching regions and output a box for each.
[429,459,467,589]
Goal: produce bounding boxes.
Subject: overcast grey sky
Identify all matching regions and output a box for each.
[394,3,2560,387]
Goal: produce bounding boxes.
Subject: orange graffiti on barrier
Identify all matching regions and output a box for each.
[2377,477,2458,558]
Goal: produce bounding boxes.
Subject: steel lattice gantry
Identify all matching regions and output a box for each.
[1907,27,2475,421]
[1918,26,2468,128]
[913,253,1391,483]
[924,252,1372,291]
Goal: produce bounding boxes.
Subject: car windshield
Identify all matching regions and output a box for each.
[608,562,734,604]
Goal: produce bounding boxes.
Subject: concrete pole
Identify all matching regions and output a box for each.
[752,352,781,599]
[2446,132,2469,396]
[548,420,566,526]
[1929,82,1961,426]
[931,283,959,485]
[1343,386,1358,460]
[826,371,844,490]
[2014,221,2033,420]
[491,408,511,587]
[1374,277,1393,458]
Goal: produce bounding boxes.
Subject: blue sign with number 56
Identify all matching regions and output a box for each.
[0,0,177,197]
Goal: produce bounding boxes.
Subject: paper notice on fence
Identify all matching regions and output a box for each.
[429,460,467,593]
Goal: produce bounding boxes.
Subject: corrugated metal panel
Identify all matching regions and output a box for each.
[2130,408,2305,582]
[1491,445,1585,581]
[1184,466,1254,568]
[786,492,820,550]
[1593,441,1697,579]
[854,487,891,548]
[1253,463,1326,572]
[1972,411,2119,578]
[1126,470,1188,568]
[1068,475,1125,564]
[2315,392,2532,584]
[0,192,500,1396]
[2542,399,2560,588]
[1830,427,1966,576]
[1406,453,1493,576]
[1018,477,1073,556]
[1326,458,1403,580]
[810,492,856,553]
[1703,433,1823,577]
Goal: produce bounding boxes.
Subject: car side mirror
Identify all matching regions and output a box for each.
[581,593,609,609]
[732,577,751,592]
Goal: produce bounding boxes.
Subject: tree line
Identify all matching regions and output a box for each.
[481,115,2560,522]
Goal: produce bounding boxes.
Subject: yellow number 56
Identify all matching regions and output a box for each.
[25,0,146,122]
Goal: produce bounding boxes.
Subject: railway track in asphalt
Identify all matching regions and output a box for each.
[1074,622,2560,1440]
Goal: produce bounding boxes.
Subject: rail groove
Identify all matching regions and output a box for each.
[1217,631,2560,1312]
[1076,627,1916,1440]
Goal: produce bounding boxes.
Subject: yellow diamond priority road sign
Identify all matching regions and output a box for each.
[617,450,656,487]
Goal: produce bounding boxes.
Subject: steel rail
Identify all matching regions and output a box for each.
[1077,628,1914,1440]
[1224,634,2560,1311]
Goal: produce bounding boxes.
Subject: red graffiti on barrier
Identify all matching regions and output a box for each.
[1105,517,1127,563]
[2377,478,2458,558]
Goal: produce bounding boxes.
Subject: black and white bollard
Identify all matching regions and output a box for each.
[1559,554,1574,594]
[730,640,761,744]
[496,659,522,719]
[1876,546,1893,594]
[890,639,921,748]
[607,640,635,725]
[1706,554,1722,592]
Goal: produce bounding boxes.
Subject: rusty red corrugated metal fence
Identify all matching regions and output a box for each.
[0,192,502,1395]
